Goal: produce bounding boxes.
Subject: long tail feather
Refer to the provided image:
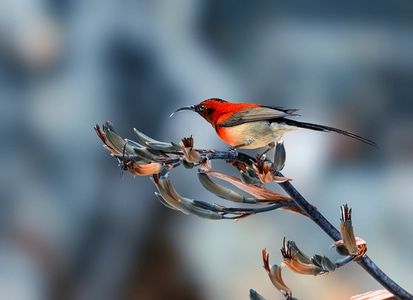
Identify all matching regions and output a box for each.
[281,118,377,148]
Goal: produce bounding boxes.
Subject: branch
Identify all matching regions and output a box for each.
[275,171,412,300]
[95,123,412,299]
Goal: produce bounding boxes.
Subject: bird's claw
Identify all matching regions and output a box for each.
[228,147,238,157]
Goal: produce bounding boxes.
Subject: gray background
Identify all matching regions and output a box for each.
[1,1,412,299]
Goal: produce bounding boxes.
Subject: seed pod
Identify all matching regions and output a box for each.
[198,172,246,202]
[273,140,286,171]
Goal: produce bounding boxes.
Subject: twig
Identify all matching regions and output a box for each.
[205,150,412,299]
[203,150,411,298]
[275,171,412,300]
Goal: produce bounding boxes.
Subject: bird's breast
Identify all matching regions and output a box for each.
[216,121,281,149]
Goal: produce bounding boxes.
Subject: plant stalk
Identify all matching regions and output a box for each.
[275,171,412,300]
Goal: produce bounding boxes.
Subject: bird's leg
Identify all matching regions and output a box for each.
[258,142,275,160]
[231,139,254,149]
[228,142,248,154]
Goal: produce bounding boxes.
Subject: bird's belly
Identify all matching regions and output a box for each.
[217,121,288,149]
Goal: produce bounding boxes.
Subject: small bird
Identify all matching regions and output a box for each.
[171,98,376,151]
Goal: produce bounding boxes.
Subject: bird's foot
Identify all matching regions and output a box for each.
[228,147,238,156]
[257,142,275,160]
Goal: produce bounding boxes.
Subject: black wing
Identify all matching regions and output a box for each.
[218,105,299,127]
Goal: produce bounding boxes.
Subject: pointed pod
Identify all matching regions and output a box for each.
[147,141,182,152]
[205,171,293,203]
[133,128,180,152]
[129,162,164,176]
[152,173,184,212]
[281,238,333,275]
[262,248,292,298]
[311,254,336,273]
[95,122,135,155]
[133,147,161,162]
[152,173,224,219]
[154,192,180,211]
[351,289,396,300]
[180,145,201,163]
[240,168,261,186]
[249,289,267,300]
[339,204,358,256]
[198,172,247,203]
[133,128,159,146]
[179,199,224,220]
[273,140,286,171]
[180,136,201,163]
[181,159,195,169]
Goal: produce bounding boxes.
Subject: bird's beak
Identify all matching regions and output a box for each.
[169,105,195,118]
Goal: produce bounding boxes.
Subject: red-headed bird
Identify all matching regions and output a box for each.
[172,98,376,151]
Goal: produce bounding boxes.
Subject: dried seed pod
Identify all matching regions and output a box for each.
[129,162,164,176]
[198,172,247,202]
[262,248,292,298]
[206,171,293,203]
[281,238,333,275]
[273,140,286,171]
[181,159,195,169]
[152,173,225,219]
[340,204,358,256]
[351,289,396,300]
[240,169,261,186]
[180,136,201,163]
[95,122,135,155]
[249,289,267,300]
[311,254,336,273]
[133,147,161,161]
[133,128,161,146]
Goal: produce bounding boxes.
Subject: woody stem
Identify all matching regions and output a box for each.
[203,151,411,299]
[275,171,411,300]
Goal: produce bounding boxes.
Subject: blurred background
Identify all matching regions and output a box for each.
[1,1,413,299]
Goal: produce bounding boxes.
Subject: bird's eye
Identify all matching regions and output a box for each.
[197,104,205,112]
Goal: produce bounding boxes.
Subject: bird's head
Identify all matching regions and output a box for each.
[171,98,228,125]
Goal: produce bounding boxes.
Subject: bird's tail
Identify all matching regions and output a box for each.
[281,118,377,147]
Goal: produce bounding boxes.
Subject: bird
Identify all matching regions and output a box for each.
[171,98,376,152]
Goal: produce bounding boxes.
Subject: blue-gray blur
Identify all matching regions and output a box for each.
[1,1,412,299]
